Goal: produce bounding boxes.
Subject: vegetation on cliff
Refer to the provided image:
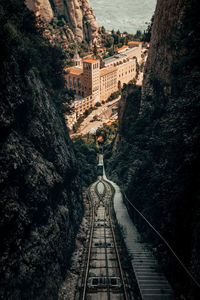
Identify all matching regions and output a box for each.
[0,0,71,119]
[25,0,100,43]
[73,137,98,187]
[106,0,200,298]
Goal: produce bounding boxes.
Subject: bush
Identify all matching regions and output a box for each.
[106,91,120,102]
[95,102,101,107]
[72,137,98,186]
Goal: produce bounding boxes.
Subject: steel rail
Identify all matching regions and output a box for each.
[82,179,130,300]
[81,190,95,300]
[77,189,91,300]
[95,180,111,298]
[95,180,107,203]
[103,179,129,300]
[108,205,129,300]
[104,209,111,300]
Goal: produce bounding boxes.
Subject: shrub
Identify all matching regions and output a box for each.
[106,91,120,102]
[95,102,101,107]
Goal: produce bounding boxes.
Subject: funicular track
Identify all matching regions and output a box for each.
[79,178,131,300]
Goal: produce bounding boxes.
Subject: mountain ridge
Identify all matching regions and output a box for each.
[25,0,99,42]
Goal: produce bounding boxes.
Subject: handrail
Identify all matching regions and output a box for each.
[123,191,200,290]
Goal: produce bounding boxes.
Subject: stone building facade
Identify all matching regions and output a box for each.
[65,42,143,129]
[100,66,117,102]
[65,94,94,129]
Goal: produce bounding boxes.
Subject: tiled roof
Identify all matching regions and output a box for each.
[82,55,92,59]
[83,58,99,63]
[66,67,83,75]
[100,66,117,76]
[128,41,141,45]
[117,45,129,52]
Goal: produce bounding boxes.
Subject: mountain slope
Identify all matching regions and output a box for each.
[106,0,200,298]
[25,0,99,42]
[0,1,83,298]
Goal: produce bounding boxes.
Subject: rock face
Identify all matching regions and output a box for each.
[108,0,200,297]
[142,0,185,97]
[0,69,83,298]
[25,0,99,43]
[25,0,54,22]
[0,68,83,298]
[0,0,84,284]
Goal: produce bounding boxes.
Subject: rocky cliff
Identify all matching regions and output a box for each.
[142,0,185,97]
[25,0,99,43]
[107,0,200,297]
[0,1,83,298]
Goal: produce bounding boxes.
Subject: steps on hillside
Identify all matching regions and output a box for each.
[106,179,175,300]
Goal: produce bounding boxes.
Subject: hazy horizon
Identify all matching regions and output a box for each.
[90,0,157,33]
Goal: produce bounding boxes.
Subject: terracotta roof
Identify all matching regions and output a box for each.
[82,55,92,59]
[97,136,104,142]
[66,67,83,75]
[117,45,129,52]
[128,41,141,45]
[100,66,117,77]
[83,58,99,63]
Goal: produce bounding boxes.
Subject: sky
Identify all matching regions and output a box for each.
[90,0,157,33]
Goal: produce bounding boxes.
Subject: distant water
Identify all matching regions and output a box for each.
[90,0,157,34]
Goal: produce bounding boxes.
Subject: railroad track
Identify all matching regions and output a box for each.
[78,178,132,300]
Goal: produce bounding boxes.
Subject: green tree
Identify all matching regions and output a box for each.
[134,30,143,40]
[101,26,106,33]
[144,14,154,42]
[103,36,114,48]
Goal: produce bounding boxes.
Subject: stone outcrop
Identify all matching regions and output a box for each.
[112,0,200,297]
[142,0,185,98]
[25,0,54,22]
[25,0,99,43]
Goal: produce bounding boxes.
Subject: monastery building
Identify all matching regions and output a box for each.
[65,41,143,129]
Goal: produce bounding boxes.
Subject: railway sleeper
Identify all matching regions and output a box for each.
[87,276,122,289]
[94,223,110,228]
[93,242,114,247]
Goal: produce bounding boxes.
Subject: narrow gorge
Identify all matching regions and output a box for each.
[106,0,200,298]
[0,0,199,299]
[0,1,85,298]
